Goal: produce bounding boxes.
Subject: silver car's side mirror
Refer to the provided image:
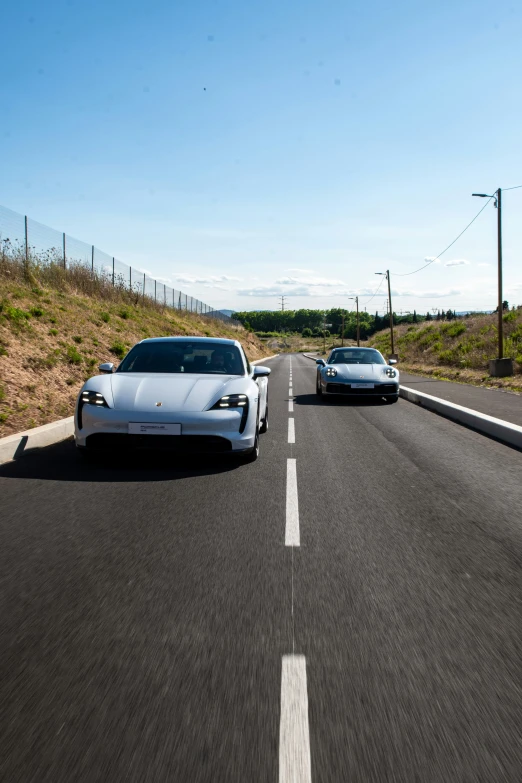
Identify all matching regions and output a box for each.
[388,359,398,365]
[253,366,271,378]
[99,362,115,373]
[316,359,326,366]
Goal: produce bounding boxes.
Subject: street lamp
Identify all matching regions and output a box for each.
[375,270,397,358]
[472,189,512,376]
[348,296,360,346]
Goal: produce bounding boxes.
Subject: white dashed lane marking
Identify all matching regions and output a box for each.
[285,458,300,546]
[279,655,312,783]
[288,418,295,444]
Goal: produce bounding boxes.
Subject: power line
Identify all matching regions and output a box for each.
[362,274,386,305]
[393,195,495,277]
[503,184,522,191]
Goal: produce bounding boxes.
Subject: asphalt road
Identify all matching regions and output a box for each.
[1,353,521,782]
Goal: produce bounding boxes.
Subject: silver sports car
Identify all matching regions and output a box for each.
[316,347,399,402]
[75,337,271,461]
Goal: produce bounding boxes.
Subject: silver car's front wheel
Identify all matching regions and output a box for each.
[316,373,323,395]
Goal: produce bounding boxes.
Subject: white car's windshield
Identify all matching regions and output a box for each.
[329,350,385,365]
[117,342,245,375]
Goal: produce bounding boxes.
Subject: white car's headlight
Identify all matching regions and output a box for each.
[385,368,397,378]
[81,390,109,407]
[211,394,248,409]
[325,367,337,377]
[210,394,249,433]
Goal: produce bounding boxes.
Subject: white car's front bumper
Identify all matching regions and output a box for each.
[75,404,256,453]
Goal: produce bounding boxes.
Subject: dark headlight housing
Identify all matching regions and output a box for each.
[325,367,337,377]
[77,390,109,429]
[210,394,249,433]
[385,368,397,378]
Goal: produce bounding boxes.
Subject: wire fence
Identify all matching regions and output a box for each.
[0,204,239,325]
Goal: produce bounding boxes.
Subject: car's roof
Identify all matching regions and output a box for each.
[331,346,380,351]
[139,336,238,346]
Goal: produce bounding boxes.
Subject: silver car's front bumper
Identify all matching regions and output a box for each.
[75,404,256,452]
[322,380,399,397]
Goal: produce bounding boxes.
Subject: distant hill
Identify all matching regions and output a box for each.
[220,309,236,317]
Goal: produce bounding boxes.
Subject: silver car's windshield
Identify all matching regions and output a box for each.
[329,349,385,365]
[117,342,245,375]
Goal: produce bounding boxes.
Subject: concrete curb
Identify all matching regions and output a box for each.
[0,355,280,465]
[0,417,75,465]
[399,385,522,450]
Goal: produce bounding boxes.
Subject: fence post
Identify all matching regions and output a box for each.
[24,215,29,277]
[129,266,132,292]
[63,233,66,269]
[143,273,146,302]
[164,285,166,307]
[154,280,157,302]
[112,257,115,286]
[91,245,94,272]
[178,292,181,310]
[172,288,174,309]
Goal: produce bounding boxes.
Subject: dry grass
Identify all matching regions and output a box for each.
[0,265,270,437]
[368,311,522,392]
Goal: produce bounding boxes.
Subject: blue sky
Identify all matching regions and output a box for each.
[2,0,521,313]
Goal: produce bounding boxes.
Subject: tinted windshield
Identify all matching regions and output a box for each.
[117,342,245,375]
[329,350,385,365]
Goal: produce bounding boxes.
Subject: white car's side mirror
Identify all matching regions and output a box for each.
[253,366,271,378]
[99,362,114,373]
[388,359,398,365]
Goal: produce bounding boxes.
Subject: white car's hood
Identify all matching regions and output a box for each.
[109,373,236,412]
[329,364,399,381]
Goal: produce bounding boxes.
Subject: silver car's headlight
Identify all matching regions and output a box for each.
[385,368,397,378]
[325,367,337,377]
[81,390,109,407]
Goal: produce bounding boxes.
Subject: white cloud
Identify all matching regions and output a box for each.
[275,275,346,287]
[176,274,242,286]
[237,284,321,297]
[285,268,316,275]
[390,288,462,298]
[424,256,441,264]
[444,259,471,267]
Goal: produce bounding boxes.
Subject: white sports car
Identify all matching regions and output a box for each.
[75,337,271,461]
[316,346,399,402]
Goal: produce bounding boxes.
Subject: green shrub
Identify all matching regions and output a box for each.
[119,309,130,320]
[31,287,43,296]
[503,310,518,323]
[65,345,82,364]
[1,304,31,324]
[29,306,44,317]
[0,384,5,402]
[0,344,8,356]
[100,312,110,323]
[48,328,58,336]
[109,342,126,359]
[72,335,82,344]
[49,317,57,324]
[302,327,313,337]
[443,322,466,338]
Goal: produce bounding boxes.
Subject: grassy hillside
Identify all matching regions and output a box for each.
[0,273,270,437]
[368,311,522,391]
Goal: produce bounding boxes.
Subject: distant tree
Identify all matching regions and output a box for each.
[425,311,432,321]
[302,327,313,337]
[446,309,454,320]
[413,310,418,323]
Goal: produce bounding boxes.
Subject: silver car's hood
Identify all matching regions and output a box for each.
[327,364,399,381]
[109,373,237,412]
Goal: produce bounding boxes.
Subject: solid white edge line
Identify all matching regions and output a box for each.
[288,400,294,413]
[285,458,300,546]
[288,418,295,444]
[279,655,312,783]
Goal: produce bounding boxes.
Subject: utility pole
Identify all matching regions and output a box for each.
[375,271,395,358]
[355,295,360,347]
[472,187,513,375]
[278,295,287,311]
[341,314,345,347]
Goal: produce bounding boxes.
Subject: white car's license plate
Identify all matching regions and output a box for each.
[128,423,181,435]
[351,383,374,389]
